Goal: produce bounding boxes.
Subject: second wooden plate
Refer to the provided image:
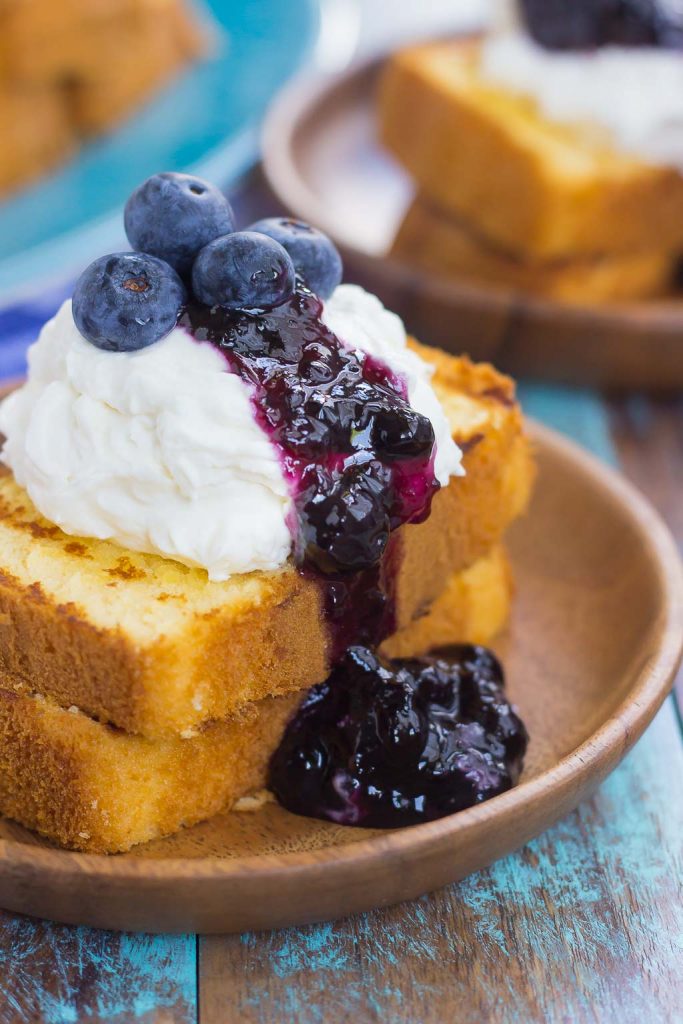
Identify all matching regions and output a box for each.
[262,57,683,392]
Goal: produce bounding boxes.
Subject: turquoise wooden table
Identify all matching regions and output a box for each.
[0,176,681,1024]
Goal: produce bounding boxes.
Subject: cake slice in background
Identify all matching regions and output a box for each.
[393,194,673,303]
[379,0,683,301]
[0,0,204,197]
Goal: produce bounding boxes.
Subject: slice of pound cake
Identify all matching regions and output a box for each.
[0,545,513,853]
[0,171,533,849]
[392,195,674,303]
[379,38,683,261]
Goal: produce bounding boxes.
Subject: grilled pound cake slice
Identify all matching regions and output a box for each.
[0,351,534,739]
[379,40,683,260]
[393,195,674,303]
[0,545,512,852]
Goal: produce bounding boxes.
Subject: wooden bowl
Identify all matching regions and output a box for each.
[0,422,680,933]
[261,58,683,392]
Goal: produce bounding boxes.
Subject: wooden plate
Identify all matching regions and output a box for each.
[0,422,680,934]
[261,58,683,392]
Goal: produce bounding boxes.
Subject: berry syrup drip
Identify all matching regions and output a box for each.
[269,644,529,828]
[179,284,439,657]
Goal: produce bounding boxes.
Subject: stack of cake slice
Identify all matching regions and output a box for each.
[379,41,683,302]
[0,346,534,852]
[0,0,204,197]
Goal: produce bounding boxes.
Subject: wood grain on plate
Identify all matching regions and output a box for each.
[261,58,683,392]
[0,421,679,935]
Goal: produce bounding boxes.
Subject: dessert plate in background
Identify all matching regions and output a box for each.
[262,56,683,392]
[0,0,321,299]
[0,420,679,933]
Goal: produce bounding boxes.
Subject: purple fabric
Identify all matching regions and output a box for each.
[0,281,73,380]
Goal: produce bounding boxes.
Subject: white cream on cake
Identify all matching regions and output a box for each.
[321,284,461,488]
[481,9,683,170]
[0,286,463,581]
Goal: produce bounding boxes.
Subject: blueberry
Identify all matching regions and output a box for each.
[369,402,435,461]
[605,0,682,46]
[247,217,342,299]
[191,231,296,310]
[72,252,186,352]
[519,0,682,49]
[519,0,604,48]
[296,461,392,575]
[124,172,235,277]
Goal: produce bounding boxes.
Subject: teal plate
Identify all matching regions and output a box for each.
[0,0,319,297]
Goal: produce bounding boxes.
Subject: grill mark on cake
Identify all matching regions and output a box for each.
[482,386,515,408]
[22,520,61,540]
[64,541,92,559]
[456,432,485,455]
[106,556,147,582]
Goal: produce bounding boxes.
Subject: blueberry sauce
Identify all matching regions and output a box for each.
[268,644,529,828]
[179,283,439,657]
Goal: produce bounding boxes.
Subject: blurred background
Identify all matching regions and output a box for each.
[0,0,492,377]
[2,0,682,392]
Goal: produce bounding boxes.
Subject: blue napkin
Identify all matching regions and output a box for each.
[0,282,73,381]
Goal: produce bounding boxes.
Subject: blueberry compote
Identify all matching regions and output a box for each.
[180,282,438,657]
[268,644,528,828]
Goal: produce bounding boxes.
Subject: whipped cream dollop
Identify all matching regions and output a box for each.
[0,286,462,581]
[480,30,683,169]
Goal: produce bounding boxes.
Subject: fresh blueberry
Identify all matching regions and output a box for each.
[518,0,600,48]
[72,252,186,352]
[247,217,342,299]
[295,460,393,575]
[191,231,296,310]
[124,172,235,277]
[519,0,682,49]
[604,0,682,46]
[368,401,435,461]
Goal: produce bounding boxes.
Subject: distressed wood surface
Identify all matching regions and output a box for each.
[0,921,196,1023]
[199,705,683,1024]
[608,393,683,709]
